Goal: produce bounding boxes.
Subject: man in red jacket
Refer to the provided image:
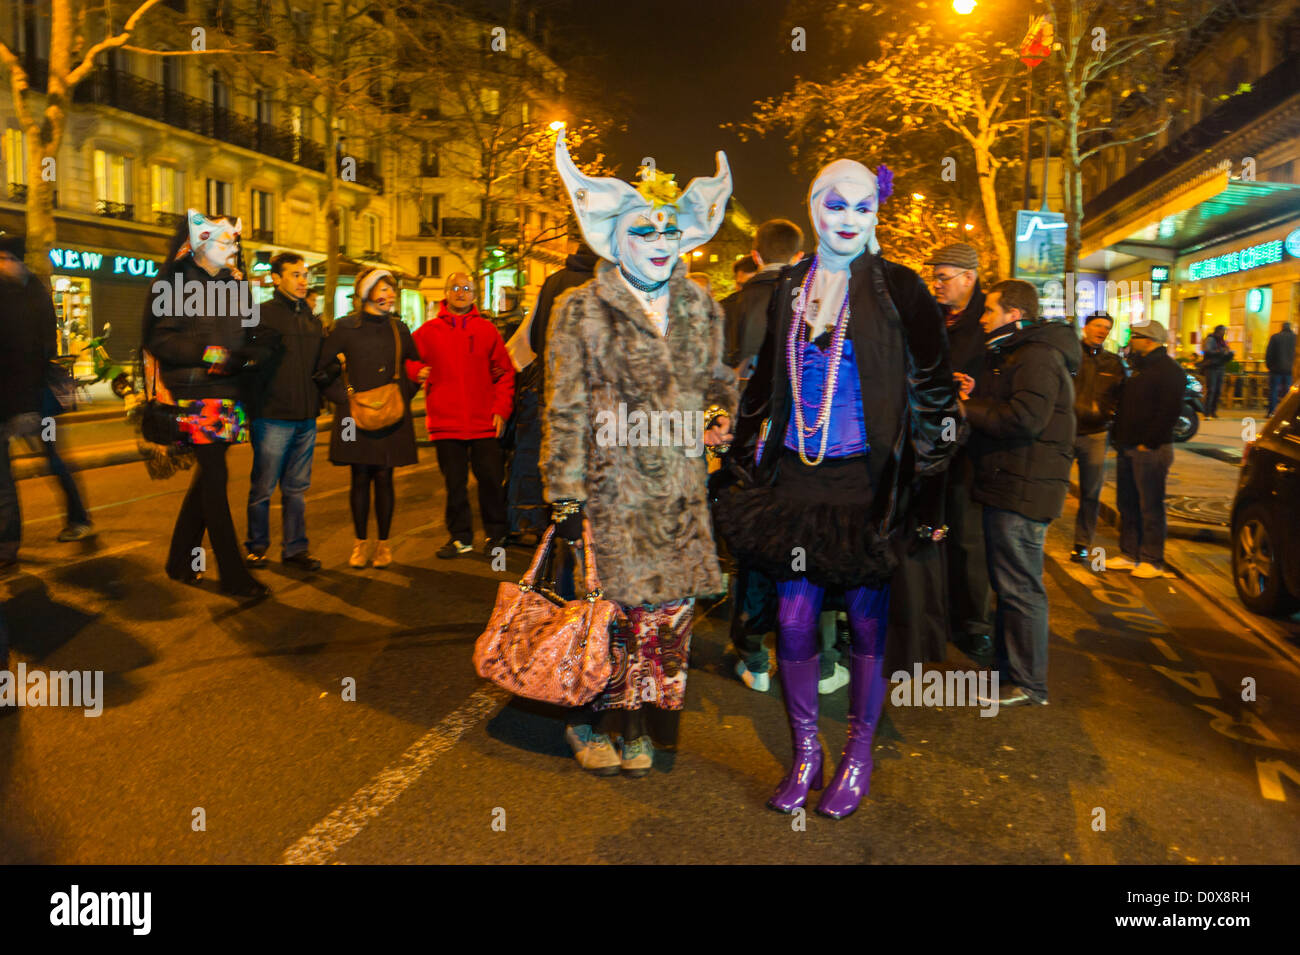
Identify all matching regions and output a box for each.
[408,272,515,558]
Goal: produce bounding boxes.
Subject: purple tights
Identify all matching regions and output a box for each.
[776,577,889,662]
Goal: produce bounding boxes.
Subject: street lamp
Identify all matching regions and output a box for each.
[953,0,976,13]
[548,120,565,132]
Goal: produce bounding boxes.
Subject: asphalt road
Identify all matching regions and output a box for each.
[2,434,1298,864]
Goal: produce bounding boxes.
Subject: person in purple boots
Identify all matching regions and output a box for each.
[714,158,961,818]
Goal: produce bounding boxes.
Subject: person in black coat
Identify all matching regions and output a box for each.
[315,268,419,570]
[1198,324,1233,418]
[714,159,963,818]
[144,213,270,600]
[506,237,597,541]
[1265,322,1295,415]
[1109,319,1185,578]
[959,279,1081,707]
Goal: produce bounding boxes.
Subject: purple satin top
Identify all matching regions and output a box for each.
[784,337,868,458]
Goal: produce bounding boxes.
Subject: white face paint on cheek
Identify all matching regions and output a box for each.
[616,210,679,286]
[816,184,877,259]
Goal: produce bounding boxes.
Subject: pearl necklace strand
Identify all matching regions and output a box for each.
[787,256,851,467]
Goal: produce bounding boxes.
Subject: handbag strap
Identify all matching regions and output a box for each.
[389,319,401,383]
[518,519,605,601]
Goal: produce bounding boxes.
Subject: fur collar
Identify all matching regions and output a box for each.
[592,257,700,338]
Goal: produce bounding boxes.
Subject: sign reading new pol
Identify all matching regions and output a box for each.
[49,246,160,279]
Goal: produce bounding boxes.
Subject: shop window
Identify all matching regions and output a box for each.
[418,256,441,278]
[93,149,134,219]
[362,213,381,257]
[480,88,500,117]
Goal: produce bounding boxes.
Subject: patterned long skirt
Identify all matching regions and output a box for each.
[592,598,695,713]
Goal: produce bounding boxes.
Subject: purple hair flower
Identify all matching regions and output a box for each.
[876,164,894,204]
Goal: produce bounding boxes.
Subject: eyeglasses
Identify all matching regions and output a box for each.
[932,270,972,284]
[449,284,473,292]
[630,229,683,244]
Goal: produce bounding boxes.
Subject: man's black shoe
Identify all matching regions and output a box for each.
[482,537,506,558]
[246,551,269,568]
[1069,545,1089,562]
[221,579,271,601]
[166,567,203,586]
[437,539,472,559]
[283,552,322,572]
[955,632,993,665]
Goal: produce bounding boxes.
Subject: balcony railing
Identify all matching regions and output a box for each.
[419,161,440,177]
[418,221,438,236]
[249,227,275,243]
[64,64,383,192]
[155,210,187,230]
[96,200,134,220]
[441,217,480,238]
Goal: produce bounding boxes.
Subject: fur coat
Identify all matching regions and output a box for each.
[541,259,737,607]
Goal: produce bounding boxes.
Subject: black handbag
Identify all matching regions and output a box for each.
[44,358,77,414]
[140,353,184,447]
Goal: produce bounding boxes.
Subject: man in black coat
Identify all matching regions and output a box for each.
[1069,312,1126,562]
[1265,321,1296,415]
[1198,324,1233,418]
[959,279,1081,707]
[244,252,324,571]
[926,242,992,662]
[723,219,803,382]
[505,236,598,544]
[1107,320,1184,580]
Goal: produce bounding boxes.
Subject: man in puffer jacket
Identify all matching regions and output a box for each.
[407,272,514,558]
[959,279,1081,708]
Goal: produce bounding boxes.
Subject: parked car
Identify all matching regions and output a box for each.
[1231,385,1300,616]
[1173,372,1204,442]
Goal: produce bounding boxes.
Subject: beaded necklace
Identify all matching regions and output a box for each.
[787,256,851,467]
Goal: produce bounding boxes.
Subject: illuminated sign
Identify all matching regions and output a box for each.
[1150,266,1170,283]
[49,246,160,279]
[1246,288,1265,312]
[1186,239,1285,280]
[1286,229,1300,259]
[1013,210,1066,319]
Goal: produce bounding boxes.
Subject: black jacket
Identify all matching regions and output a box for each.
[965,321,1081,523]
[1074,341,1126,434]
[1112,346,1185,448]
[944,281,987,381]
[521,250,598,393]
[1199,332,1233,372]
[1265,327,1296,375]
[145,257,267,402]
[0,273,56,419]
[252,289,324,420]
[745,253,964,536]
[317,311,420,468]
[724,266,783,371]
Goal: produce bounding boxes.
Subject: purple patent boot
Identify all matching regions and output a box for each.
[767,656,825,813]
[817,651,887,819]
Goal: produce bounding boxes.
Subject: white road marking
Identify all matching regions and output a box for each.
[281,685,508,864]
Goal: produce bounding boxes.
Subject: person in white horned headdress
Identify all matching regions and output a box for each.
[542,132,737,778]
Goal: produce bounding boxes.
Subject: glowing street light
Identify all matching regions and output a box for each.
[912,192,926,201]
[548,120,566,132]
[953,0,976,14]
[964,223,975,231]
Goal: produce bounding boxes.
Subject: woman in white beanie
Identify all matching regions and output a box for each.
[315,268,420,568]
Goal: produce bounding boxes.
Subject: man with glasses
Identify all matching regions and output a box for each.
[409,272,514,559]
[925,242,992,664]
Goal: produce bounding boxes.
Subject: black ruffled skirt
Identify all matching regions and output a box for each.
[712,449,896,589]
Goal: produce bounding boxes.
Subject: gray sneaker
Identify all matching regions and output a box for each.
[57,523,95,542]
[620,735,654,778]
[563,724,620,776]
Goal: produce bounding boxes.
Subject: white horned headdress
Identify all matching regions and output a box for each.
[554,130,733,262]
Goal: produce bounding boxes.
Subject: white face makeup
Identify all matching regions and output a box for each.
[615,207,682,287]
[815,184,877,260]
[189,212,242,275]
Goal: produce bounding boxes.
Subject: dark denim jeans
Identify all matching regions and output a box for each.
[245,418,317,558]
[983,507,1049,701]
[1072,431,1108,549]
[1204,369,1225,416]
[1116,443,1173,568]
[1268,373,1292,415]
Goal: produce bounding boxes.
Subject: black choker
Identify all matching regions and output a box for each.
[619,267,668,294]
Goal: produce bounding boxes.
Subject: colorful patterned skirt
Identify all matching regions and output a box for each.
[592,598,695,713]
[177,398,249,445]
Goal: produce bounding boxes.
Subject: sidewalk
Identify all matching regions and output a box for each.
[1073,409,1300,666]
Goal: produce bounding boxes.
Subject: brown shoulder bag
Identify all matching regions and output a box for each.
[339,319,405,430]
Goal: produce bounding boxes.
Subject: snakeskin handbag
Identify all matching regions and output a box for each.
[473,520,621,706]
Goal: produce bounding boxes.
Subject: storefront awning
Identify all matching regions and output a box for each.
[1081,172,1300,270]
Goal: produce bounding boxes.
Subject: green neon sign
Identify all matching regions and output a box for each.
[1187,240,1285,280]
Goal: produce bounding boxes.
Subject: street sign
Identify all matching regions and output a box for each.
[1013,209,1067,318]
[1020,15,1054,68]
